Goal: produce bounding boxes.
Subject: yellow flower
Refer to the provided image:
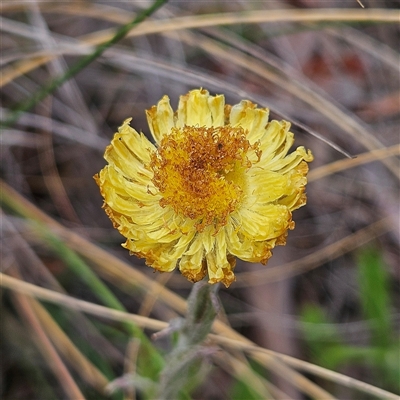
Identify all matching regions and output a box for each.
[94,89,313,287]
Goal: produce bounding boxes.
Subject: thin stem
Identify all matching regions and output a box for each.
[156,281,219,400]
[2,0,168,128]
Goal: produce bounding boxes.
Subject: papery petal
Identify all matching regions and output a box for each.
[176,88,224,128]
[146,95,175,144]
[180,235,207,282]
[206,229,236,287]
[230,100,269,143]
[225,217,273,264]
[104,119,155,182]
[244,169,290,205]
[239,205,293,241]
[95,88,313,288]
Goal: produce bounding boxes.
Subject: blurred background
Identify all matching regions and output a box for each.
[1,1,399,399]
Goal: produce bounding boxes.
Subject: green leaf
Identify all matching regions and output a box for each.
[300,304,343,368]
[357,247,391,349]
[229,360,267,400]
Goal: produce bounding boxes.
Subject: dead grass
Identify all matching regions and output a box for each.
[1,1,399,399]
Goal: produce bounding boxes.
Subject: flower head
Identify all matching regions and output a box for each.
[94,89,313,287]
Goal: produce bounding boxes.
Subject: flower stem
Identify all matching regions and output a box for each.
[156,281,220,400]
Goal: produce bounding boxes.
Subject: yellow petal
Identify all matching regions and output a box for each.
[239,205,293,241]
[101,188,164,221]
[95,88,314,287]
[144,228,196,272]
[206,229,236,287]
[145,95,175,144]
[201,226,215,253]
[104,121,155,186]
[205,252,224,283]
[225,218,273,264]
[99,165,156,203]
[278,161,309,211]
[245,169,290,204]
[176,88,224,127]
[180,235,206,282]
[125,240,179,272]
[258,120,294,164]
[208,93,225,127]
[230,100,269,143]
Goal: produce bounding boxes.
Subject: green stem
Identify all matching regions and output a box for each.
[35,224,165,379]
[2,0,168,128]
[156,281,219,400]
[1,180,165,393]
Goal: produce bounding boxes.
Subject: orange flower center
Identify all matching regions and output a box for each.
[150,125,258,231]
